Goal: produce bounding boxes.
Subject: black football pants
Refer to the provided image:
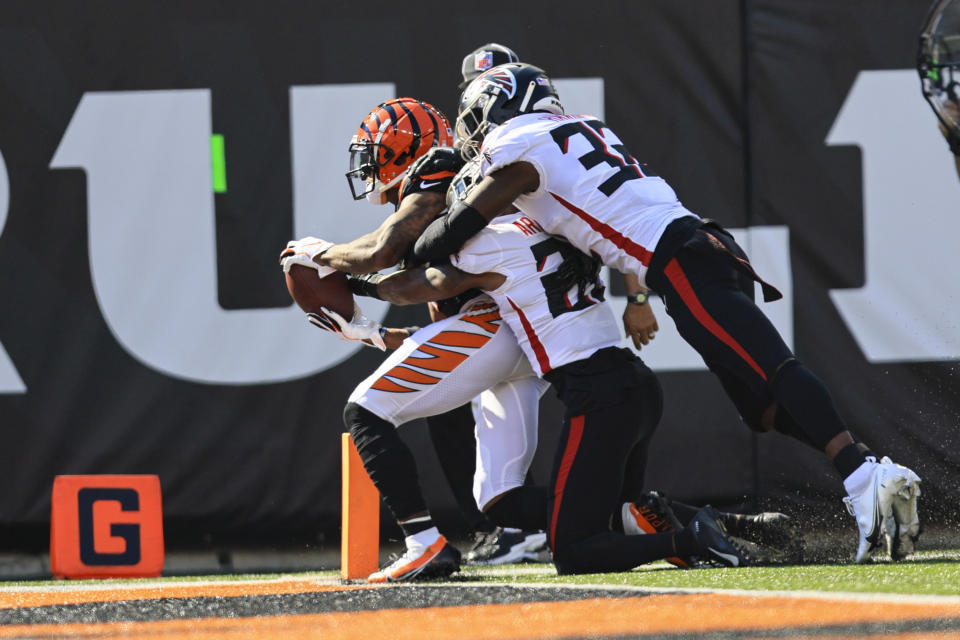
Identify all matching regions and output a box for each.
[645,222,848,450]
[543,348,679,575]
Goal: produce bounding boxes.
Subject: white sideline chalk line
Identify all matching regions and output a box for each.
[1,571,958,607]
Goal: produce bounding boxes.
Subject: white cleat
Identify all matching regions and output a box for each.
[843,456,921,563]
[882,457,922,560]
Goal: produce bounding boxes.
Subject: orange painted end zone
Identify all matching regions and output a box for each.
[0,580,367,609]
[0,591,959,639]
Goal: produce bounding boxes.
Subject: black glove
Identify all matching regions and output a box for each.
[555,250,602,295]
[407,146,465,181]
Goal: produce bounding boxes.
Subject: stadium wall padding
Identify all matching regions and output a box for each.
[0,0,957,549]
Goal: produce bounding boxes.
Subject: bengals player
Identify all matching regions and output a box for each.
[281,97,554,582]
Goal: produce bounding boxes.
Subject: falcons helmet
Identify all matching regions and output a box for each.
[455,63,563,160]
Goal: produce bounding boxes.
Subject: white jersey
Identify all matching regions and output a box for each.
[452,213,621,376]
[479,113,699,287]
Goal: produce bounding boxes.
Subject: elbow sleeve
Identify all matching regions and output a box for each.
[410,202,488,265]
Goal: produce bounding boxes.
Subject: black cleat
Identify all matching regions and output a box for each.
[723,511,804,564]
[688,506,753,568]
[725,512,795,546]
[465,527,548,565]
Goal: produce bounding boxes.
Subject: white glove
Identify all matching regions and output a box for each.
[306,302,386,351]
[279,236,336,277]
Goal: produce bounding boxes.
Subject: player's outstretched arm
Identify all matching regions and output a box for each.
[410,162,539,264]
[371,264,504,306]
[317,190,447,273]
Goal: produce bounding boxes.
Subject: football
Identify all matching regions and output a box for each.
[285,264,354,319]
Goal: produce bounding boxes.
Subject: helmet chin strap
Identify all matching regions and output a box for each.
[366,170,407,205]
[366,190,388,205]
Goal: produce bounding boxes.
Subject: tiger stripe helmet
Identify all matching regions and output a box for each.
[347,98,455,204]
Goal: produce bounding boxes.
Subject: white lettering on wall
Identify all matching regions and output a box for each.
[827,70,960,362]
[50,86,393,385]
[0,148,26,393]
[46,79,796,384]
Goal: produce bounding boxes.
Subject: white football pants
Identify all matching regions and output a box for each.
[348,299,549,509]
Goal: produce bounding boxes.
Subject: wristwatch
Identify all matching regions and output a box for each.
[627,291,649,306]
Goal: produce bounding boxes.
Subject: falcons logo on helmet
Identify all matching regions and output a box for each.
[471,67,518,100]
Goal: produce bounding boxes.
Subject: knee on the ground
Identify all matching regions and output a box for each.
[550,544,596,575]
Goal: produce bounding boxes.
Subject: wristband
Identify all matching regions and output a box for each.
[348,273,385,299]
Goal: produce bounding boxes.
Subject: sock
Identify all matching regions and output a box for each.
[771,360,848,449]
[834,443,876,479]
[674,527,699,557]
[399,515,435,538]
[612,503,626,534]
[473,518,497,535]
[716,512,744,534]
[842,457,879,495]
[664,499,699,527]
[772,406,818,449]
[344,403,429,522]
[405,525,441,550]
[486,486,549,531]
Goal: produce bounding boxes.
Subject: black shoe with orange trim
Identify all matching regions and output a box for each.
[367,535,461,583]
[623,491,695,568]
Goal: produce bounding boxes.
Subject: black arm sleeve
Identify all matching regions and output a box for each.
[409,201,489,265]
[347,273,385,299]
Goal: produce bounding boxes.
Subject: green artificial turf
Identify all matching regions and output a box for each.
[3,551,958,596]
[460,550,960,596]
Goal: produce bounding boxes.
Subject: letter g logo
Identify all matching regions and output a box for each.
[50,475,164,578]
[77,488,141,565]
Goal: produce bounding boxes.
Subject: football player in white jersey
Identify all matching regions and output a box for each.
[409,63,922,564]
[341,205,755,572]
[452,43,555,564]
[282,97,560,582]
[457,43,740,561]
